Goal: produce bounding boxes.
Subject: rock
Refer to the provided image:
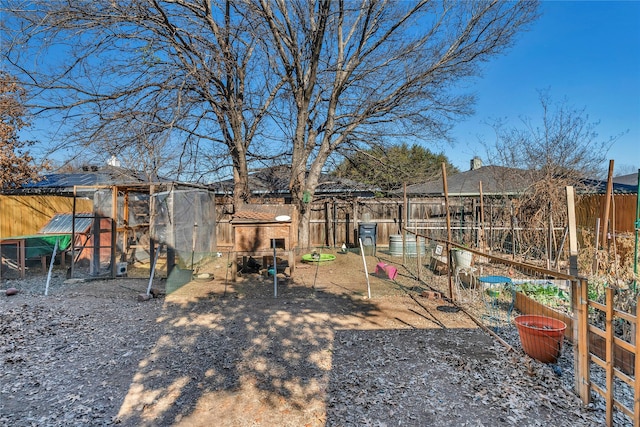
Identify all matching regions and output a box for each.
[150,287,166,298]
[420,290,441,299]
[137,293,152,302]
[5,287,19,296]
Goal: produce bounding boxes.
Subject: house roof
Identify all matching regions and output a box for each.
[613,172,639,187]
[399,165,638,197]
[3,165,172,195]
[209,165,376,198]
[577,179,637,195]
[399,165,532,197]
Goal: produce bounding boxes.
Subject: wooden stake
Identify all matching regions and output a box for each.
[547,201,553,269]
[442,163,453,300]
[479,181,485,250]
[359,238,371,299]
[566,186,578,276]
[601,160,614,249]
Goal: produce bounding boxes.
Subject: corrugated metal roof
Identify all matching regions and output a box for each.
[39,213,93,234]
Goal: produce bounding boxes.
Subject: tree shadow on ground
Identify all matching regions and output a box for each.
[114,279,379,426]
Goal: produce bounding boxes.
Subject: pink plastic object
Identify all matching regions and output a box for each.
[375,262,398,280]
[384,265,398,280]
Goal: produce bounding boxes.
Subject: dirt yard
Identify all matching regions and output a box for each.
[1,250,606,426]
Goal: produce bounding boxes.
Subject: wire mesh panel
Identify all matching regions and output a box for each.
[401,230,576,364]
[151,188,217,269]
[64,185,216,280]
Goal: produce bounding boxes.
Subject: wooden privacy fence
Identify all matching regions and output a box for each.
[216,196,545,250]
[575,281,640,426]
[0,195,93,238]
[576,194,638,234]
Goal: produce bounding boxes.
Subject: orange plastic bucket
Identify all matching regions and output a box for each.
[514,315,566,363]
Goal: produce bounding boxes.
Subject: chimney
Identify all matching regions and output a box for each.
[107,155,121,167]
[470,157,482,171]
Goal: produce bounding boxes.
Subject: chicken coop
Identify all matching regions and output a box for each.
[67,183,217,279]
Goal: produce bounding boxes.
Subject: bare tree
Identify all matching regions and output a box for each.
[253,0,539,246]
[3,0,539,247]
[488,90,611,181]
[0,71,44,188]
[1,0,284,205]
[485,90,614,259]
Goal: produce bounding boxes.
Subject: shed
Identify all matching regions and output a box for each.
[232,205,297,251]
[231,204,298,278]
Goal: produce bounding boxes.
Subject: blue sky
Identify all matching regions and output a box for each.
[447,0,640,176]
[12,1,639,179]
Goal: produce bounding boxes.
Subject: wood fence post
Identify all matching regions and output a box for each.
[576,278,591,405]
[333,200,337,248]
[605,286,614,426]
[635,293,640,427]
[601,160,614,249]
[324,201,329,247]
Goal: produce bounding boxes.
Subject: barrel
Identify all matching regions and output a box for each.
[388,235,426,257]
[389,235,403,256]
[404,236,426,257]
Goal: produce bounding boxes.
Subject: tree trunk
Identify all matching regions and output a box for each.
[298,202,311,250]
[231,145,250,210]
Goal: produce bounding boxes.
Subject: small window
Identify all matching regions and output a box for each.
[271,238,285,249]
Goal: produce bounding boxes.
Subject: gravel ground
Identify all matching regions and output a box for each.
[0,252,625,426]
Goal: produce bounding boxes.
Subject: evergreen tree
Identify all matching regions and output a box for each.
[333,143,458,191]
